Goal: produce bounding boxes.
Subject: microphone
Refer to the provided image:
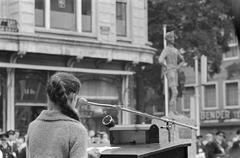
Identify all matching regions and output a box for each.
[77,97,116,128]
[77,97,88,105]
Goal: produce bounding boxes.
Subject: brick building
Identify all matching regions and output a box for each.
[179,33,240,139]
[0,0,155,135]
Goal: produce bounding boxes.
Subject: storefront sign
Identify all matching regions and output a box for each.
[201,110,240,121]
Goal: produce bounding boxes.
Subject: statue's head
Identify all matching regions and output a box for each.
[165,31,175,44]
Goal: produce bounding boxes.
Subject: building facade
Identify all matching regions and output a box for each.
[0,0,155,135]
[179,33,240,139]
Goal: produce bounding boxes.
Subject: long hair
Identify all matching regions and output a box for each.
[47,72,81,121]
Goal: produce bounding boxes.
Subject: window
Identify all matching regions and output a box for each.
[15,106,46,135]
[116,1,127,37]
[182,86,195,111]
[50,0,76,31]
[223,33,239,60]
[15,70,47,103]
[34,0,93,33]
[224,81,239,108]
[224,45,239,59]
[82,0,92,32]
[35,0,45,27]
[203,84,217,109]
[14,69,49,135]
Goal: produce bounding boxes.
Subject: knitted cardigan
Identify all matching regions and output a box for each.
[27,110,88,158]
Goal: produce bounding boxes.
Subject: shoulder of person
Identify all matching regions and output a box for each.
[68,122,88,137]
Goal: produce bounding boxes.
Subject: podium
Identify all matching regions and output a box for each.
[100,143,190,158]
[100,124,191,158]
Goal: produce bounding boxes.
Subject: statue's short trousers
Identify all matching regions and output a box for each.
[166,70,178,87]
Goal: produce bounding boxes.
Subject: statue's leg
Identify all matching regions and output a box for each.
[167,70,178,115]
[169,86,178,114]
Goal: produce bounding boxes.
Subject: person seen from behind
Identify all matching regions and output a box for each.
[6,130,18,158]
[0,134,15,158]
[27,72,100,158]
[196,135,206,158]
[206,131,227,158]
[229,129,240,158]
[17,136,26,158]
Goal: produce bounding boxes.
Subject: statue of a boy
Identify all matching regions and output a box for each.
[158,31,186,115]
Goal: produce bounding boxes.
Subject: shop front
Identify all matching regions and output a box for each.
[14,69,48,134]
[1,66,127,136]
[200,109,240,139]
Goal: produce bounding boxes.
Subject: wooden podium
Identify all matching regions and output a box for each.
[100,141,190,158]
[100,124,191,158]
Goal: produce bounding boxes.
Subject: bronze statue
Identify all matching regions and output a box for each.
[158,31,186,116]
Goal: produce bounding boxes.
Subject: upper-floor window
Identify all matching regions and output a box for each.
[203,83,218,109]
[35,0,45,27]
[223,33,239,60]
[50,0,76,31]
[35,0,93,33]
[82,0,92,32]
[224,81,239,108]
[116,1,127,37]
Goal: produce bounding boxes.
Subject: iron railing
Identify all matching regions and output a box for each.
[0,18,18,32]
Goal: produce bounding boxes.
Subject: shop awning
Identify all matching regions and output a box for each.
[0,62,134,75]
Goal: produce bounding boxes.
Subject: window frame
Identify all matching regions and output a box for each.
[202,82,219,110]
[223,80,240,109]
[116,0,130,41]
[223,35,239,61]
[34,0,96,35]
[50,0,77,31]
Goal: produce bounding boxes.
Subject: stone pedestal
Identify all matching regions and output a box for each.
[152,114,197,158]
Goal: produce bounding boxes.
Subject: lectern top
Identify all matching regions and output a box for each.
[100,143,191,158]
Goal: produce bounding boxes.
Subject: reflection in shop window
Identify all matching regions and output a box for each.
[50,0,76,31]
[35,0,45,27]
[15,70,47,103]
[82,0,92,32]
[78,99,119,133]
[15,70,49,135]
[76,78,120,132]
[15,106,46,135]
[116,1,127,37]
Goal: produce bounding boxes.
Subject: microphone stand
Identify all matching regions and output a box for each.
[79,98,198,130]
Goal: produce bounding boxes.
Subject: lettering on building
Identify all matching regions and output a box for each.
[201,110,240,121]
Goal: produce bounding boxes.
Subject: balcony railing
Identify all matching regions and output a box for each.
[0,18,18,32]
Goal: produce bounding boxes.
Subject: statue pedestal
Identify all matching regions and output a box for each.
[152,114,196,158]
